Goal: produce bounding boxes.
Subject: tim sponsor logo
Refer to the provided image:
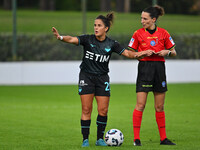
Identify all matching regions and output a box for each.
[85,51,110,62]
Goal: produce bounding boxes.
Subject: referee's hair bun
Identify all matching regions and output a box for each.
[154,5,165,16]
[143,5,165,20]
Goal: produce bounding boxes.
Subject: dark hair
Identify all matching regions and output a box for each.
[96,12,114,32]
[143,5,165,20]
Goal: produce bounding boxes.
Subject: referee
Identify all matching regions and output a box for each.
[128,5,177,146]
[52,12,148,147]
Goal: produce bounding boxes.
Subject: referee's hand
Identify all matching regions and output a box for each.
[155,50,169,57]
[136,50,154,59]
[139,50,154,57]
[145,50,155,56]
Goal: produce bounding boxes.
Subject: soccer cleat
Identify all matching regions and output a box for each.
[133,139,142,146]
[160,138,176,145]
[95,138,107,146]
[82,139,89,147]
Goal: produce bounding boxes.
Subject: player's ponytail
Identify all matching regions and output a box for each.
[96,11,115,32]
[106,12,114,26]
[143,5,165,20]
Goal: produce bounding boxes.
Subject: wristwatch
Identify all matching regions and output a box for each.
[167,51,171,56]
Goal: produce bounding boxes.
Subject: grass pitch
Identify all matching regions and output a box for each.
[0,10,200,35]
[0,83,200,150]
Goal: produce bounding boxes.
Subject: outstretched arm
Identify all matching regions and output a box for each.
[121,49,154,59]
[52,27,79,45]
[121,49,137,58]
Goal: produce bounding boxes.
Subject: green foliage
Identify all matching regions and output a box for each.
[87,0,100,11]
[159,0,197,14]
[0,83,200,149]
[0,33,200,61]
[1,10,200,61]
[0,33,83,61]
[130,0,152,12]
[0,0,198,14]
[55,0,100,11]
[173,34,200,59]
[55,0,81,11]
[17,0,40,9]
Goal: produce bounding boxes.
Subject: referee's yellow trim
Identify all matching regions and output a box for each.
[128,47,136,51]
[168,45,176,50]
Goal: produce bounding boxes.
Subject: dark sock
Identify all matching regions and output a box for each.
[96,115,107,140]
[81,120,91,141]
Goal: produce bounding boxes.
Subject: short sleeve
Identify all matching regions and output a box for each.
[77,34,89,46]
[164,31,176,50]
[128,31,139,50]
[112,41,125,55]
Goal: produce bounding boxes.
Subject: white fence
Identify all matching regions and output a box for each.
[0,60,200,85]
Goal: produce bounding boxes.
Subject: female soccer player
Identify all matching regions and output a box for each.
[52,12,150,147]
[128,5,177,146]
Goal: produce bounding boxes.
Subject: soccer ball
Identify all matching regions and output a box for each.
[104,129,124,146]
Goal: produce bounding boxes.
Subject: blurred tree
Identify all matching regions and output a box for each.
[159,0,196,14]
[100,0,111,11]
[124,0,130,12]
[40,0,55,10]
[88,0,100,11]
[116,0,130,12]
[56,0,80,11]
[18,0,39,9]
[40,0,47,10]
[130,0,197,15]
[3,0,11,10]
[116,0,124,12]
[49,0,55,10]
[190,0,200,14]
[130,0,151,12]
[0,0,198,14]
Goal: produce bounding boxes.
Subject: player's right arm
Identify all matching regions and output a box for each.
[121,49,154,59]
[52,27,79,45]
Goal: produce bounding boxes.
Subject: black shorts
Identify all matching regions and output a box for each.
[78,71,110,96]
[136,61,168,93]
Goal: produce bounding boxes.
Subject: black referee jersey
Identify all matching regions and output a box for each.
[77,34,125,75]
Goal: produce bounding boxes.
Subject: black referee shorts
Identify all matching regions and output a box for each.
[78,71,110,96]
[136,61,168,93]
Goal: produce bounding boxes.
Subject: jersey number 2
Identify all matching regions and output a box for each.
[104,82,110,91]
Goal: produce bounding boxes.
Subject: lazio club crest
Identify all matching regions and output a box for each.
[105,47,111,52]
